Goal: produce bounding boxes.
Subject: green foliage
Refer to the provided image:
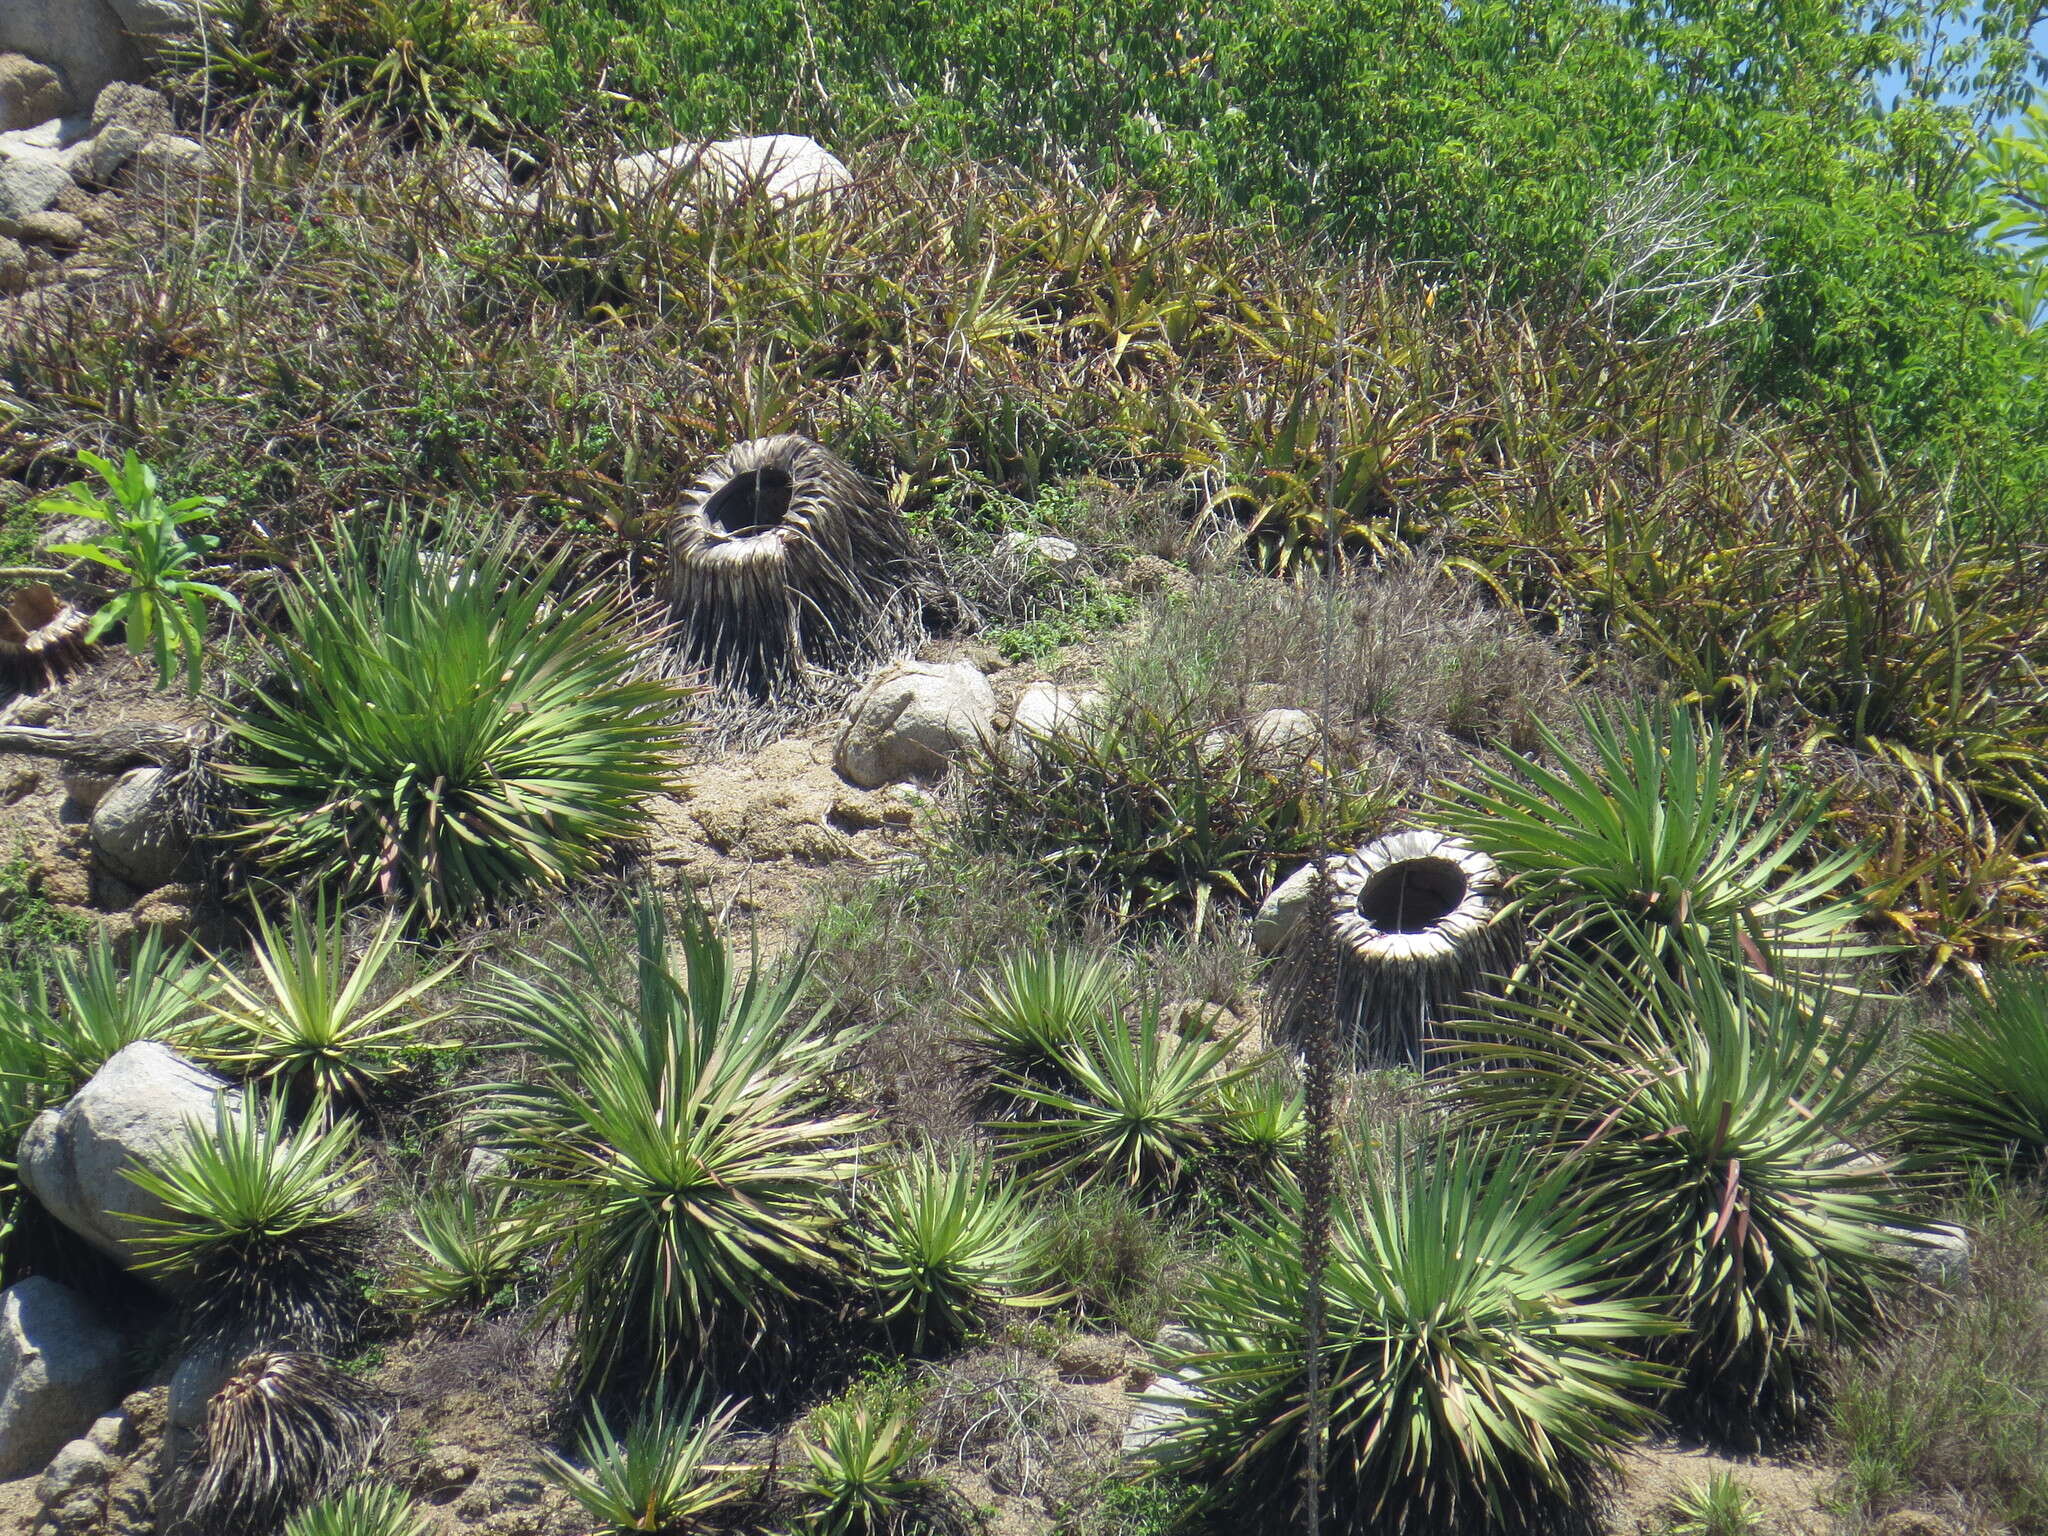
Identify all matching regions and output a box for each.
[1899,968,2048,1174]
[848,1145,1059,1351]
[966,699,1387,932]
[959,950,1120,1082]
[1658,1472,1768,1536]
[1213,1068,1304,1181]
[1827,1187,2048,1532]
[47,927,221,1088]
[789,1397,945,1536]
[1453,937,1910,1445]
[39,450,241,692]
[220,521,687,927]
[1152,1134,1668,1535]
[1030,1185,1196,1340]
[480,892,871,1397]
[1437,702,1870,970]
[991,1004,1249,1199]
[542,1392,752,1536]
[127,1092,370,1346]
[282,1485,429,1536]
[207,897,457,1107]
[387,1183,530,1315]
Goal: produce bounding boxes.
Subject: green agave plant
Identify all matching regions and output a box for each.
[1214,1067,1305,1181]
[282,1484,429,1536]
[848,1144,1061,1350]
[1150,1134,1670,1535]
[207,896,458,1108]
[1451,931,1915,1445]
[1435,701,1871,970]
[49,928,223,1083]
[127,1091,371,1348]
[790,1398,945,1536]
[1899,967,2048,1173]
[480,892,872,1396]
[958,948,1121,1082]
[220,520,688,927]
[387,1182,531,1315]
[543,1391,753,1535]
[990,1002,1250,1197]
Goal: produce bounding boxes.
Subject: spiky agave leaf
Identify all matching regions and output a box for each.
[848,1144,1062,1351]
[1435,701,1871,972]
[387,1182,532,1315]
[1150,1134,1670,1535]
[281,1484,429,1536]
[990,1001,1249,1196]
[1450,931,1916,1446]
[126,1090,371,1349]
[206,895,459,1108]
[180,1351,392,1535]
[479,891,873,1397]
[958,948,1122,1083]
[1899,967,2048,1173]
[668,433,911,690]
[542,1390,754,1533]
[221,519,689,927]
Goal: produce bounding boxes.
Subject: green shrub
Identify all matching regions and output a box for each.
[1454,936,1910,1445]
[1030,1185,1197,1340]
[1152,1134,1667,1535]
[965,699,1386,931]
[1899,969,2048,1175]
[220,521,687,927]
[1437,702,1870,971]
[848,1145,1058,1351]
[481,893,871,1396]
[39,449,241,692]
[127,1092,370,1347]
[543,1392,752,1535]
[1827,1187,2048,1532]
[990,1003,1248,1198]
[282,1484,429,1536]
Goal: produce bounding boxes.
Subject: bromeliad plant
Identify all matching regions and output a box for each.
[1898,968,2048,1174]
[281,1485,429,1536]
[127,1092,371,1348]
[387,1183,531,1315]
[848,1145,1060,1351]
[220,521,687,928]
[542,1392,753,1536]
[206,897,458,1109]
[789,1397,949,1536]
[480,892,872,1398]
[40,450,242,692]
[1451,932,1914,1445]
[1437,702,1871,973]
[1149,1134,1669,1535]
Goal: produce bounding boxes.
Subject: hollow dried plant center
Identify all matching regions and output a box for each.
[703,465,796,537]
[1353,856,1470,933]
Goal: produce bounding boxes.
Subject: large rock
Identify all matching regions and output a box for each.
[0,1279,124,1479]
[89,767,188,889]
[0,55,72,132]
[103,0,205,55]
[1250,855,1347,954]
[835,660,996,788]
[19,1042,243,1275]
[1005,683,1102,760]
[0,2,141,115]
[0,137,74,226]
[76,79,169,183]
[614,134,850,210]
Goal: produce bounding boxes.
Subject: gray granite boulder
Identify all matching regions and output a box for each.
[0,1279,123,1479]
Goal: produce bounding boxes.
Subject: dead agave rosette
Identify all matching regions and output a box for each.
[1329,828,1515,1066]
[667,434,911,690]
[0,583,97,690]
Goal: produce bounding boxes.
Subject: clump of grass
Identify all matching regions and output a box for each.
[1828,1187,2048,1532]
[220,520,688,928]
[1660,1471,1770,1536]
[1030,1185,1199,1340]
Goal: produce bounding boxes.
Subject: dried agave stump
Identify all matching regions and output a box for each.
[0,582,97,691]
[1328,830,1511,1068]
[667,434,912,690]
